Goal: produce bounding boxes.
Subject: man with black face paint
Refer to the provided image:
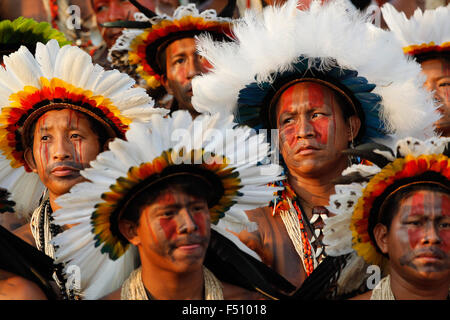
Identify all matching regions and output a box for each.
[324,137,450,300]
[0,39,163,298]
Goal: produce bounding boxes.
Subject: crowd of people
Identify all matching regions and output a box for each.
[0,0,448,301]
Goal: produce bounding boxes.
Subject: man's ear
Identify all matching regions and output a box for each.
[24,148,37,173]
[373,223,389,255]
[160,74,173,95]
[347,115,362,142]
[118,219,140,247]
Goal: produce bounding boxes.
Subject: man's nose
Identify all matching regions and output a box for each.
[187,56,204,79]
[296,117,315,139]
[421,222,442,246]
[177,208,198,234]
[52,136,73,162]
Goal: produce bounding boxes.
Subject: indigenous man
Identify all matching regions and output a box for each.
[0,39,163,298]
[324,137,450,300]
[192,0,439,296]
[0,188,56,300]
[105,0,235,114]
[51,111,291,300]
[382,4,450,137]
[0,17,71,232]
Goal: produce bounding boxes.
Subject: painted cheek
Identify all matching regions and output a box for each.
[193,212,208,237]
[159,217,177,241]
[407,193,425,249]
[280,124,299,148]
[311,117,330,145]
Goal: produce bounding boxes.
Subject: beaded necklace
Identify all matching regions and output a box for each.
[270,179,328,277]
[31,196,79,300]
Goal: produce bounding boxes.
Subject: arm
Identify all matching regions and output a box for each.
[0,271,47,300]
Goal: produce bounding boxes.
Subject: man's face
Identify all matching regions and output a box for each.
[421,58,450,136]
[25,109,102,199]
[276,82,358,177]
[384,190,450,283]
[133,188,211,273]
[161,37,212,115]
[92,0,156,48]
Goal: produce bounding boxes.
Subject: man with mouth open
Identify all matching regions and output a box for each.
[0,39,163,298]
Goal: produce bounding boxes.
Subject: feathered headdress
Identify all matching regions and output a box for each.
[324,136,450,270]
[192,0,439,144]
[0,17,70,62]
[381,3,450,59]
[51,110,284,299]
[105,0,235,89]
[0,39,166,219]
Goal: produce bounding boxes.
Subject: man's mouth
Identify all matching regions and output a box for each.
[295,144,320,155]
[414,250,445,263]
[51,166,81,177]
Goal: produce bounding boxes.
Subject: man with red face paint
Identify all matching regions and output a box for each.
[324,137,450,300]
[0,39,162,299]
[192,0,439,298]
[382,3,450,136]
[104,0,235,115]
[50,112,293,300]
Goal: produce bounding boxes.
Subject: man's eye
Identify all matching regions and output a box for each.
[95,5,108,12]
[439,222,450,229]
[312,113,326,119]
[174,58,185,65]
[162,211,175,217]
[70,134,81,139]
[281,117,293,125]
[41,136,50,141]
[406,220,422,226]
[438,82,450,87]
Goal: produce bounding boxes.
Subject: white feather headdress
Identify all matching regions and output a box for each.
[51,110,284,299]
[0,39,166,219]
[192,0,439,144]
[381,3,450,57]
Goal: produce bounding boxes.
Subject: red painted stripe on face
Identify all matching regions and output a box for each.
[159,217,177,241]
[407,192,426,249]
[307,83,329,145]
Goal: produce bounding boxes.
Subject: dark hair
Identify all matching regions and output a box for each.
[27,109,111,150]
[415,52,450,64]
[120,175,216,225]
[370,183,449,254]
[350,0,372,10]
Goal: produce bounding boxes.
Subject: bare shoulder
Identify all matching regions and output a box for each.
[222,281,268,300]
[0,270,47,300]
[245,206,273,224]
[349,290,372,300]
[100,288,122,300]
[12,223,36,247]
